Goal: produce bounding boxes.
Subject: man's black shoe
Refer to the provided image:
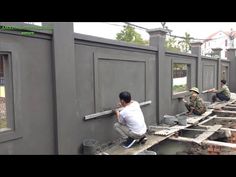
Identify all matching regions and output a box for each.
[122,137,136,148]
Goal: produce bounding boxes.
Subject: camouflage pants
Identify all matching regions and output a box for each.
[185,103,203,115]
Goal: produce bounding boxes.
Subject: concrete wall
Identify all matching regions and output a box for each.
[74,35,157,154]
[161,52,197,118]
[0,23,235,154]
[0,28,55,154]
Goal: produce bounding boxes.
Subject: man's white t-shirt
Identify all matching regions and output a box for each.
[119,101,147,135]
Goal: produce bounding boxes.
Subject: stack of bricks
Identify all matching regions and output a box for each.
[207,145,221,155]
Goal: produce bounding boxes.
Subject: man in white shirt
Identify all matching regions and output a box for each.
[113,91,147,148]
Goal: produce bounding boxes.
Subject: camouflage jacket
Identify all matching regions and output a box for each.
[189,95,206,113]
[218,85,231,98]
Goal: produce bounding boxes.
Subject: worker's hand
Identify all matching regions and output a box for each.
[112,109,119,114]
[208,88,216,93]
[182,98,187,103]
[116,102,122,108]
[186,111,192,116]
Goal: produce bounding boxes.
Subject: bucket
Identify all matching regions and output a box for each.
[82,139,98,155]
[176,115,187,126]
[137,150,157,155]
[163,115,178,126]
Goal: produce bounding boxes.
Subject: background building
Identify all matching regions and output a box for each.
[202,29,236,59]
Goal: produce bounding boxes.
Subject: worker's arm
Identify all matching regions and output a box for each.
[207,88,217,93]
[113,109,120,121]
[113,109,126,124]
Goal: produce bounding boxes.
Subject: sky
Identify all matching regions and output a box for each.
[73,22,236,41]
[30,22,236,41]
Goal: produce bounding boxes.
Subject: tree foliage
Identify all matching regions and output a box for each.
[116,25,148,45]
[165,36,181,52]
[178,32,191,52]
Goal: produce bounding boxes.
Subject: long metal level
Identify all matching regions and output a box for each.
[84,100,152,120]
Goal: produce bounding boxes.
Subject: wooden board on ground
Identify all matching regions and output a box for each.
[194,124,222,144]
[222,106,236,111]
[154,124,191,136]
[213,110,236,117]
[214,116,236,120]
[169,136,236,148]
[208,100,235,109]
[186,109,213,125]
[227,104,236,107]
[198,115,217,125]
[101,134,170,155]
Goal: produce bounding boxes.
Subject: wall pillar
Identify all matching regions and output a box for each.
[227,48,236,92]
[147,28,168,123]
[190,41,202,92]
[212,48,222,89]
[42,22,77,154]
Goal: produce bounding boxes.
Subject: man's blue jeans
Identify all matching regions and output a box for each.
[212,92,230,102]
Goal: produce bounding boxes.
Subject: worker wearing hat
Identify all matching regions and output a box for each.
[182,87,206,115]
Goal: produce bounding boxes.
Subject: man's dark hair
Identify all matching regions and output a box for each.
[119,91,131,103]
[221,79,226,84]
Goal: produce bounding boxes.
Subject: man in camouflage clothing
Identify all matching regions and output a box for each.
[182,87,206,116]
[207,80,231,102]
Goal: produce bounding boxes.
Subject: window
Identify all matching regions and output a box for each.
[172,63,190,95]
[0,57,7,130]
[225,40,227,47]
[0,54,13,133]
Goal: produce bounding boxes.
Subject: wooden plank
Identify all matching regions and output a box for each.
[194,125,222,144]
[198,115,217,125]
[227,104,236,107]
[198,124,236,132]
[170,136,236,148]
[154,124,191,136]
[202,140,236,148]
[213,110,236,117]
[84,100,151,120]
[169,136,195,143]
[102,134,170,155]
[186,109,213,125]
[214,117,236,120]
[208,99,236,109]
[222,106,236,111]
[221,127,236,132]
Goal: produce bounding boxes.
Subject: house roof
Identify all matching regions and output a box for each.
[203,30,236,43]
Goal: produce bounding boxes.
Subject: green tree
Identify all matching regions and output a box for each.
[116,25,148,45]
[178,32,191,52]
[165,36,181,52]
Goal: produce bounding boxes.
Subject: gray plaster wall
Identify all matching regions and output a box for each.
[0,32,55,154]
[228,49,236,92]
[161,52,197,118]
[74,38,157,153]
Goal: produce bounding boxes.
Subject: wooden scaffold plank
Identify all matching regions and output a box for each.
[194,125,222,144]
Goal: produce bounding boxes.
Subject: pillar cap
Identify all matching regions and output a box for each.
[147,28,169,36]
[227,48,236,51]
[211,48,223,51]
[190,41,203,46]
